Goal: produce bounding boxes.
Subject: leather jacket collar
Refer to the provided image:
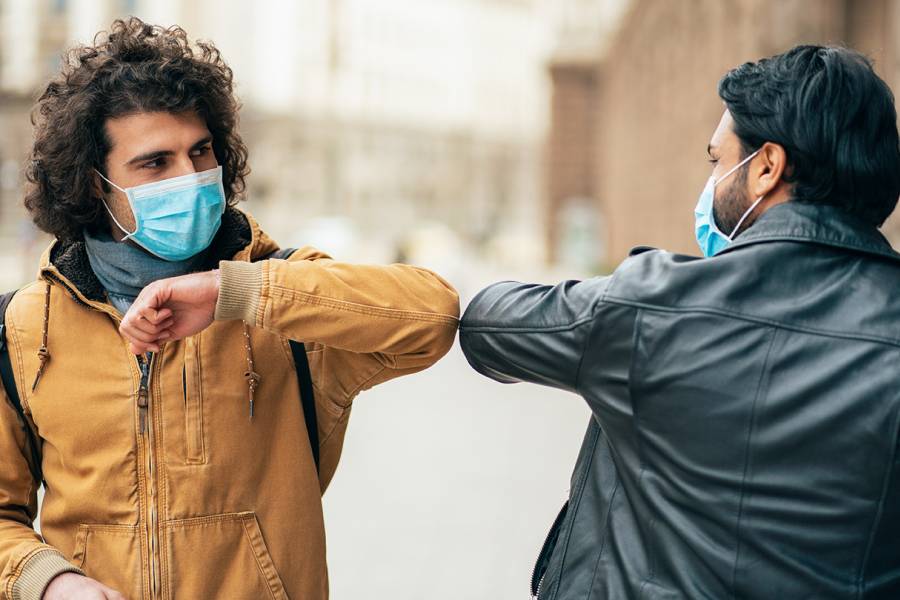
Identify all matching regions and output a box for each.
[720,201,900,262]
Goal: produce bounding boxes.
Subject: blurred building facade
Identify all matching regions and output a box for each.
[0,0,585,286]
[546,0,900,267]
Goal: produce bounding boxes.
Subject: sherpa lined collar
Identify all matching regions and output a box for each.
[45,206,254,302]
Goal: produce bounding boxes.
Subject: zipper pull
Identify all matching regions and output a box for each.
[137,356,151,434]
[138,386,149,434]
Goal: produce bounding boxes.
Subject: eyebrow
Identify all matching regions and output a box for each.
[707,143,717,156]
[124,135,214,166]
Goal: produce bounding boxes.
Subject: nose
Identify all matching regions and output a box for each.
[172,154,198,178]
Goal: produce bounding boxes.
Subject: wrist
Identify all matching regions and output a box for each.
[12,549,83,600]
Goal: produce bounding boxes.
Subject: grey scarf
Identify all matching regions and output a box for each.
[83,229,208,315]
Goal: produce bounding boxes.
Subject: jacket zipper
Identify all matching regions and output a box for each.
[530,500,569,599]
[42,272,163,598]
[138,353,161,600]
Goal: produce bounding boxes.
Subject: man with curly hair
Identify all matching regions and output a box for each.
[0,18,459,600]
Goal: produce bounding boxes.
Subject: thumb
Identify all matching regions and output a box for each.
[134,280,171,313]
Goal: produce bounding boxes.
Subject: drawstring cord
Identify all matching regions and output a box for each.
[242,322,260,419]
[31,282,51,392]
[30,283,261,419]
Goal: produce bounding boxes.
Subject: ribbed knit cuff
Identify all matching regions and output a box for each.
[11,549,84,600]
[214,260,264,324]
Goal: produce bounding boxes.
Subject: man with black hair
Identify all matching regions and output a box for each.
[461,45,900,599]
[0,18,458,600]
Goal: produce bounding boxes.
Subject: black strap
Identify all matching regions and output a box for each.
[289,339,320,472]
[260,248,320,474]
[0,290,44,485]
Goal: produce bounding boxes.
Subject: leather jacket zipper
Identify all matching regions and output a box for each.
[138,354,161,600]
[530,500,569,599]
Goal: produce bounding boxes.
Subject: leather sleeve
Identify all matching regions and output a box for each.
[459,277,611,393]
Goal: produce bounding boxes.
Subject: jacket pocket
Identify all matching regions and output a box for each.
[165,511,288,600]
[72,523,143,599]
[182,335,206,464]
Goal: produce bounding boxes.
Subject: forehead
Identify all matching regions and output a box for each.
[709,109,739,153]
[105,111,209,154]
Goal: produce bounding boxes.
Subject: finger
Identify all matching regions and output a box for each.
[127,314,173,337]
[128,340,158,355]
[119,323,162,345]
[125,316,162,337]
[131,281,172,315]
[140,306,172,326]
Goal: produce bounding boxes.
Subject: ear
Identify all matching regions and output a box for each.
[91,170,109,201]
[749,142,787,198]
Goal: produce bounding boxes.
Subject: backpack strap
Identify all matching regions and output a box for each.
[258,248,320,474]
[0,290,44,485]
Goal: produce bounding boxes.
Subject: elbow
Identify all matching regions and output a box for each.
[458,326,486,373]
[418,274,460,367]
[391,284,459,372]
[430,318,459,366]
[385,317,457,373]
[458,328,518,385]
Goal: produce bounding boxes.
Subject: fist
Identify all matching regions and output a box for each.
[119,270,220,354]
[44,572,126,599]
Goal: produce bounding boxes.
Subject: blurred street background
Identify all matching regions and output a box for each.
[1,1,899,598]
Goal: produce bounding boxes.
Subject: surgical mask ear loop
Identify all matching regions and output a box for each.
[713,149,760,188]
[727,194,766,240]
[94,169,136,237]
[712,149,762,240]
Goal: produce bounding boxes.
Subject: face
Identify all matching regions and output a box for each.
[98,110,218,240]
[706,110,754,235]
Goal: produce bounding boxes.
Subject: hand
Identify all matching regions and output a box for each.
[43,572,126,599]
[119,270,220,355]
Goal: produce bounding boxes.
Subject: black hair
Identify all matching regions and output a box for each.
[718,45,900,227]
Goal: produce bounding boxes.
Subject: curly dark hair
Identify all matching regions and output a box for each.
[25,17,249,241]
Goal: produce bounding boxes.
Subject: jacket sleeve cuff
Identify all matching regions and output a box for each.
[214,260,264,324]
[11,549,84,600]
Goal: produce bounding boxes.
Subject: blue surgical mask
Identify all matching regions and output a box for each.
[95,166,226,261]
[694,149,765,257]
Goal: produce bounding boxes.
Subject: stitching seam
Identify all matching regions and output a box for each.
[603,297,900,347]
[269,285,458,327]
[730,328,778,597]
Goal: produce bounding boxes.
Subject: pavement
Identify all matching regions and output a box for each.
[323,342,591,600]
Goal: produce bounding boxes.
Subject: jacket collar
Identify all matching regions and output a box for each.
[39,206,274,304]
[718,201,900,262]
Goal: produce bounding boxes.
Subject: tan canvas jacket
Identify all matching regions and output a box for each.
[0,208,459,599]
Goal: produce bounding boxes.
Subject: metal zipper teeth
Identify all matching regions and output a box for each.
[530,501,570,599]
[139,354,162,600]
[44,271,162,597]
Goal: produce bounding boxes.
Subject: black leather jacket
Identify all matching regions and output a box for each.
[460,202,900,599]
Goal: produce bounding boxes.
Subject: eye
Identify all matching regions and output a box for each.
[707,158,719,165]
[190,145,212,157]
[142,157,164,169]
